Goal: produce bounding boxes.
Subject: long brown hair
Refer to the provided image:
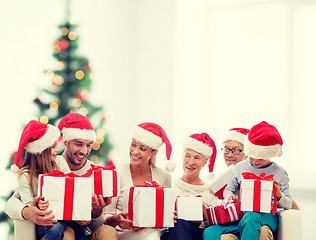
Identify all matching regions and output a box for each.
[19,147,59,197]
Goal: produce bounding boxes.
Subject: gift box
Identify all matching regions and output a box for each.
[176,196,203,221]
[206,198,243,225]
[208,165,234,199]
[38,170,92,221]
[123,181,175,228]
[88,164,119,198]
[240,172,277,214]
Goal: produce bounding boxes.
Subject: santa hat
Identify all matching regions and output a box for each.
[13,120,60,170]
[183,133,217,173]
[131,122,174,171]
[244,121,283,159]
[223,128,250,145]
[58,113,96,143]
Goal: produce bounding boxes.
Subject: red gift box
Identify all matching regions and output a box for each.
[38,170,92,221]
[206,198,243,225]
[123,181,175,228]
[240,172,277,215]
[87,164,119,198]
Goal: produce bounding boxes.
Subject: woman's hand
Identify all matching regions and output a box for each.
[91,195,112,218]
[273,178,282,200]
[37,198,49,211]
[173,210,178,224]
[106,212,135,230]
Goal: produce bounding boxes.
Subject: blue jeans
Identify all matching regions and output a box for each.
[161,219,204,240]
[36,221,67,240]
[36,221,89,240]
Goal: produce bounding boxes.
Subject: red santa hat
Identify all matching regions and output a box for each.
[13,120,60,169]
[223,128,250,145]
[244,121,283,159]
[131,122,174,171]
[183,133,217,173]
[58,113,96,143]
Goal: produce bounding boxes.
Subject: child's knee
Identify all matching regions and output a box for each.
[203,225,222,239]
[239,212,261,227]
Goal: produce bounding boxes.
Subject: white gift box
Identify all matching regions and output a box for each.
[209,165,234,198]
[123,185,175,228]
[90,167,119,197]
[240,179,273,213]
[38,173,92,220]
[176,196,203,221]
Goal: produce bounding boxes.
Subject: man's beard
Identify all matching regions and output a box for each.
[67,152,87,166]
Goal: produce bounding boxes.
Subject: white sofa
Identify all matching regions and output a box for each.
[13,209,302,240]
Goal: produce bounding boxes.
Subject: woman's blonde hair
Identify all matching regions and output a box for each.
[149,154,157,167]
[19,147,59,197]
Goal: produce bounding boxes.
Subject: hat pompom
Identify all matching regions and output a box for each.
[11,164,19,174]
[207,172,215,181]
[165,159,176,172]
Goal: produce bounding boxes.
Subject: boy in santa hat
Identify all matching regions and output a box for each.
[204,121,293,240]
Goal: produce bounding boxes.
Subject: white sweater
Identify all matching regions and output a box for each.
[172,178,217,208]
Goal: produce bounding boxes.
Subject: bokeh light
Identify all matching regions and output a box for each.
[75,70,84,80]
[40,115,49,124]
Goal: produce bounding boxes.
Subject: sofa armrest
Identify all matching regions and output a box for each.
[276,209,302,240]
[14,219,36,240]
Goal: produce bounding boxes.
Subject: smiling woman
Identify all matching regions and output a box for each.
[161,132,218,240]
[102,122,173,240]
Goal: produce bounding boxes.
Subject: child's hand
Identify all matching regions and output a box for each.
[37,198,49,211]
[230,195,239,202]
[273,178,282,200]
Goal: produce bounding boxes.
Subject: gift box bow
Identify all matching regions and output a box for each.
[211,197,236,209]
[241,172,277,215]
[86,164,118,197]
[39,170,91,220]
[208,198,243,225]
[128,181,165,228]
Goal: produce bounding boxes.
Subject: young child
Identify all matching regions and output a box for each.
[204,121,293,240]
[13,120,79,240]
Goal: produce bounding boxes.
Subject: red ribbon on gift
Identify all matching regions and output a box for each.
[128,181,164,228]
[242,172,277,215]
[88,164,118,197]
[39,170,86,220]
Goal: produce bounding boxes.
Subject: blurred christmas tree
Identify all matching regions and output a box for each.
[0,1,113,235]
[33,19,113,165]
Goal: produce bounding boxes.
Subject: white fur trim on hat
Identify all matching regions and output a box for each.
[183,137,213,157]
[165,159,176,172]
[131,126,163,149]
[62,128,96,143]
[223,131,246,145]
[244,138,283,159]
[25,125,60,154]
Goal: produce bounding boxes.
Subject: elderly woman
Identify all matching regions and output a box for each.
[91,122,173,240]
[161,132,218,240]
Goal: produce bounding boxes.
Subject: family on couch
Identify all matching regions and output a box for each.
[4,113,300,240]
